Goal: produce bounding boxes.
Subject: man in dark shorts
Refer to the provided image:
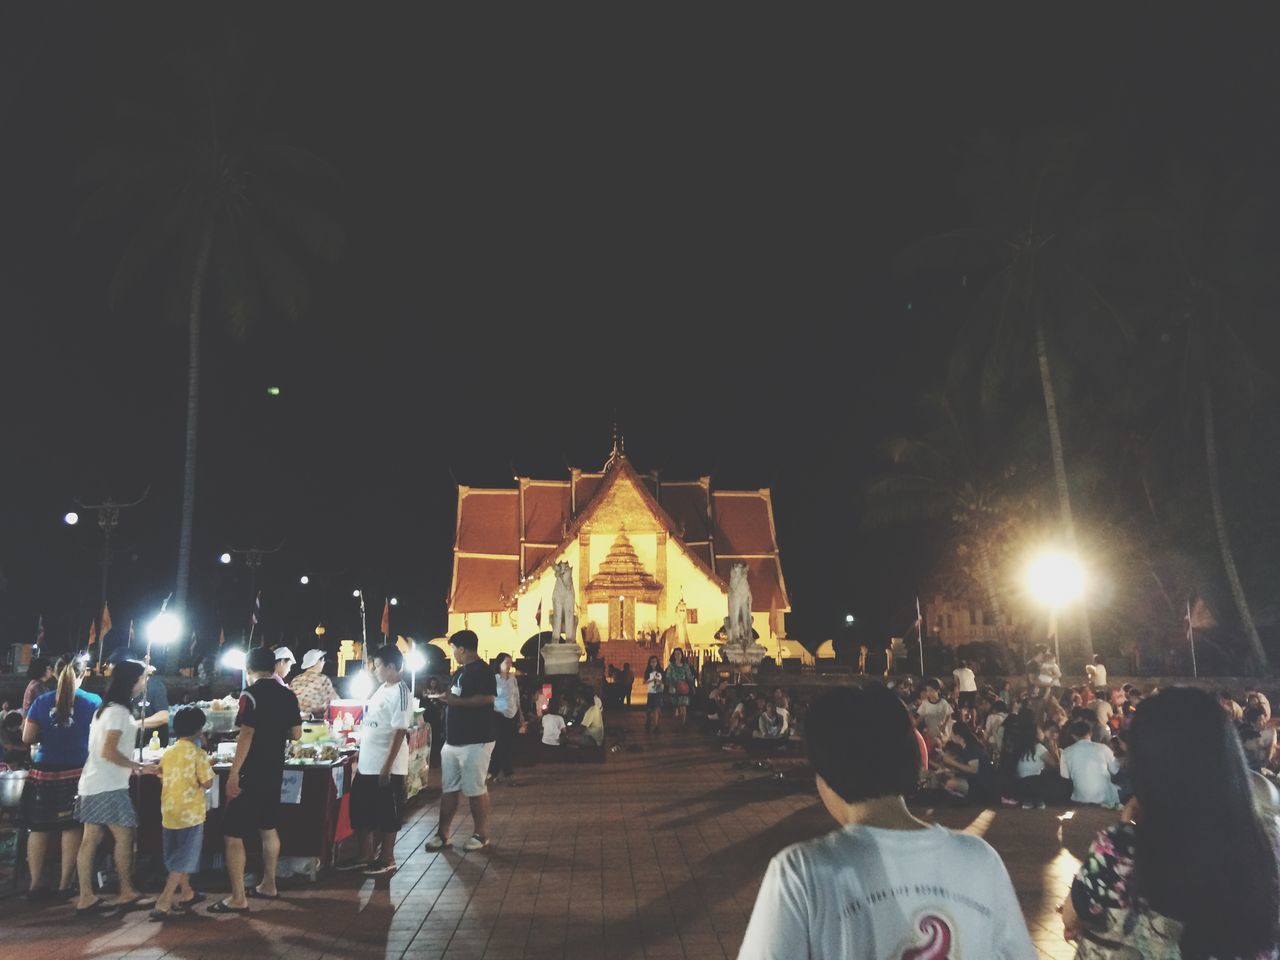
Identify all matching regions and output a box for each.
[211,646,301,914]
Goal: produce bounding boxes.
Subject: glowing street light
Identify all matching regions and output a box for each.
[352,589,362,598]
[219,552,232,565]
[64,511,80,526]
[1024,549,1086,665]
[221,647,246,671]
[844,614,856,625]
[299,575,310,585]
[389,597,399,606]
[347,668,374,701]
[146,610,183,648]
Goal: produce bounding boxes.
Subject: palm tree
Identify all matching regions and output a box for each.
[1126,161,1277,672]
[864,381,1046,639]
[898,128,1136,661]
[75,42,343,614]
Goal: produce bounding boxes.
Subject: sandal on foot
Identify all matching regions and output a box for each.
[424,834,450,851]
[208,899,251,915]
[247,888,279,900]
[75,898,106,916]
[362,862,397,876]
[112,897,157,912]
[149,907,190,922]
[335,859,373,872]
[180,892,206,907]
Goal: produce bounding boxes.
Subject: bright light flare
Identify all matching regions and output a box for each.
[146,611,183,647]
[389,597,399,606]
[64,511,80,526]
[844,613,855,624]
[299,575,310,585]
[347,669,374,700]
[1024,550,1086,607]
[405,648,426,673]
[219,552,232,565]
[352,589,362,598]
[221,648,246,671]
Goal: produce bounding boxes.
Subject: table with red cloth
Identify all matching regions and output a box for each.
[137,753,356,871]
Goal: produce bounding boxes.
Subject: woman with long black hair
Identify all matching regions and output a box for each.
[1063,686,1280,958]
[488,653,526,785]
[73,659,158,913]
[18,655,99,898]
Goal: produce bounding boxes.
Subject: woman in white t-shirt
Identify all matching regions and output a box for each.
[998,711,1059,810]
[643,656,664,734]
[740,687,1036,959]
[1084,655,1107,693]
[74,660,159,913]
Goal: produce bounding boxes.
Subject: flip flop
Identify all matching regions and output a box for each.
[180,892,206,907]
[208,900,251,915]
[75,898,106,916]
[247,888,279,900]
[112,897,157,912]
[362,863,397,877]
[334,860,373,873]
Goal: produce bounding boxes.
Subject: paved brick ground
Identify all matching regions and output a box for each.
[0,718,1105,959]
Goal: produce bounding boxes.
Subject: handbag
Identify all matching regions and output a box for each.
[675,681,690,696]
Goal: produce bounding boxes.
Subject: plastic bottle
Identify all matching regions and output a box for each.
[148,730,161,752]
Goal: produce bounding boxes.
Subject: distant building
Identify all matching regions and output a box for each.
[446,440,791,666]
[923,592,1014,648]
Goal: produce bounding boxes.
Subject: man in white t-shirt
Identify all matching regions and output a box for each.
[339,646,414,875]
[1059,720,1120,807]
[952,659,978,721]
[914,678,954,748]
[1084,655,1107,693]
[739,686,1036,959]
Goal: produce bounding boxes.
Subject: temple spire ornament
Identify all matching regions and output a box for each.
[606,419,626,467]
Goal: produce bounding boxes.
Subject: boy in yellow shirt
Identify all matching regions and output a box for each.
[153,705,213,920]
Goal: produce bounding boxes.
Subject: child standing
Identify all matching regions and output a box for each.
[153,706,213,920]
[643,656,663,733]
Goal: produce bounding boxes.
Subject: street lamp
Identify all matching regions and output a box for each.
[389,597,399,606]
[146,610,184,649]
[219,552,232,565]
[1024,549,1086,666]
[64,511,79,526]
[844,614,855,625]
[352,589,361,598]
[299,575,309,585]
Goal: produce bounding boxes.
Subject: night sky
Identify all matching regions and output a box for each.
[2,8,1276,658]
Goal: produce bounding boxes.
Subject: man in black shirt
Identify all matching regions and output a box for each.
[212,646,302,913]
[425,630,497,852]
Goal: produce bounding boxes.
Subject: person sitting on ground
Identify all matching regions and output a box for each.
[1061,687,1280,958]
[1240,706,1277,773]
[563,688,605,747]
[541,705,567,746]
[999,711,1059,810]
[756,699,790,740]
[1059,719,1121,808]
[984,699,1009,765]
[738,686,1036,959]
[937,720,996,803]
[1247,691,1273,724]
[914,677,953,749]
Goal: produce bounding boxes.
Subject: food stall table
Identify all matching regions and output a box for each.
[137,753,356,876]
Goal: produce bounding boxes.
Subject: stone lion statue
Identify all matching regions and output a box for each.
[550,561,578,642]
[727,561,753,647]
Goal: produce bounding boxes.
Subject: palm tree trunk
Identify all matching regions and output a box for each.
[174,225,215,612]
[1035,318,1095,661]
[1202,382,1268,673]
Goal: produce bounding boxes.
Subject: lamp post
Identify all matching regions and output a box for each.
[1024,550,1085,667]
[71,487,149,668]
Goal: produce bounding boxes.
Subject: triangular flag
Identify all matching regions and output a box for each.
[1187,597,1216,630]
[35,615,44,650]
[381,600,390,637]
[127,619,135,646]
[101,602,112,637]
[88,619,98,647]
[535,599,542,627]
[218,628,226,648]
[251,591,261,626]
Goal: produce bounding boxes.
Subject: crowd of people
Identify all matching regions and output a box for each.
[6,637,1280,956]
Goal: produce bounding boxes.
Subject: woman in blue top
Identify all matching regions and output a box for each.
[19,655,100,899]
[665,648,695,729]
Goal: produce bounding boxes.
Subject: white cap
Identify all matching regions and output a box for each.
[273,646,295,663]
[300,648,326,671]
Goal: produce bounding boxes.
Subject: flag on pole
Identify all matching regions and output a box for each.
[915,596,925,676]
[88,620,98,647]
[189,631,198,659]
[381,599,390,638]
[251,592,261,626]
[35,615,44,650]
[101,603,112,638]
[218,628,226,649]
[1186,597,1216,630]
[127,619,135,647]
[535,599,542,627]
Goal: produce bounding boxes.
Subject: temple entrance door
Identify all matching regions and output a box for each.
[608,597,637,640]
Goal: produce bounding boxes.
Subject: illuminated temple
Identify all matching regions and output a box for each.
[446,442,791,667]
